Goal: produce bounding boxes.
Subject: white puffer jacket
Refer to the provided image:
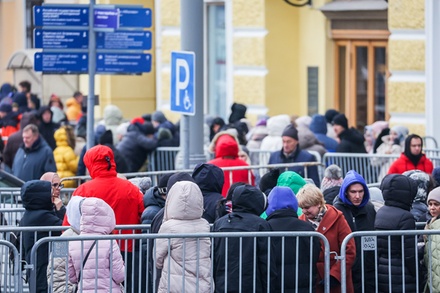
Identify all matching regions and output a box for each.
[156,181,212,293]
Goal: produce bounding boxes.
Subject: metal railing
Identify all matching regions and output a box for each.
[29,231,330,293]
[339,230,439,293]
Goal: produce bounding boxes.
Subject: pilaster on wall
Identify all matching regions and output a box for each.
[387,0,426,135]
[232,0,268,122]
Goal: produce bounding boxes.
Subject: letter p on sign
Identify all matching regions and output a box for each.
[170,51,195,116]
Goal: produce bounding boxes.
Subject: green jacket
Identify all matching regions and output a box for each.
[425,217,440,292]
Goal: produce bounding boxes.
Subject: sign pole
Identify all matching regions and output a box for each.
[86,0,96,150]
[181,0,206,168]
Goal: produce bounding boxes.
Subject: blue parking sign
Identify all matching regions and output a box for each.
[170,51,195,116]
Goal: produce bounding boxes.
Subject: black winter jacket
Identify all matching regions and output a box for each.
[324,186,341,205]
[266,209,320,293]
[192,163,224,223]
[212,185,277,293]
[20,180,63,293]
[374,174,418,292]
[268,147,320,186]
[336,128,367,153]
[116,123,157,172]
[333,196,376,292]
[141,187,166,226]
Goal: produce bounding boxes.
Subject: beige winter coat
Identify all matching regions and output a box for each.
[155,181,213,293]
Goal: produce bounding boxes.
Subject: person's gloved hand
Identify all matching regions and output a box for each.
[319,276,340,288]
[393,138,401,145]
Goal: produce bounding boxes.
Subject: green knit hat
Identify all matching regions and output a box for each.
[277,171,307,195]
[277,171,307,216]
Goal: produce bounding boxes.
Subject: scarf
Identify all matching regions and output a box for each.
[308,206,327,230]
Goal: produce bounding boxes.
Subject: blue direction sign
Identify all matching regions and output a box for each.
[119,8,152,28]
[94,8,119,29]
[34,53,88,73]
[33,6,89,27]
[34,29,88,49]
[96,31,152,50]
[171,51,195,116]
[96,53,151,73]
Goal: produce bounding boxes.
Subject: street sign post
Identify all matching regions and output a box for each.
[170,51,195,116]
[94,8,119,29]
[96,53,151,73]
[33,4,152,74]
[34,52,88,73]
[96,31,152,50]
[33,5,89,27]
[119,8,152,28]
[34,29,88,49]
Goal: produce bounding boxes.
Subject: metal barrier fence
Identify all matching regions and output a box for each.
[3,223,440,293]
[28,231,330,293]
[339,230,440,293]
[322,153,400,184]
[61,161,323,196]
[0,240,22,293]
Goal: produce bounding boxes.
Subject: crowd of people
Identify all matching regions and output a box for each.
[3,83,440,292]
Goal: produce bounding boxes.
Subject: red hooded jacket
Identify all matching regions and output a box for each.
[63,145,144,252]
[208,133,255,196]
[387,153,433,175]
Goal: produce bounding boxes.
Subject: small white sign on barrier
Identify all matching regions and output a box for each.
[361,236,377,251]
[52,241,69,257]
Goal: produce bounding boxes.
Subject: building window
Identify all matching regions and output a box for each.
[206,3,226,119]
[335,40,388,130]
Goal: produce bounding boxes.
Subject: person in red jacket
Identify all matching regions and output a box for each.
[208,130,255,196]
[388,134,433,175]
[62,144,144,292]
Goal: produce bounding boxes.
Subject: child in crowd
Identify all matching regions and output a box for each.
[424,187,440,292]
[68,197,125,292]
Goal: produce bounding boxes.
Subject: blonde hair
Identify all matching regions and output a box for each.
[296,184,326,209]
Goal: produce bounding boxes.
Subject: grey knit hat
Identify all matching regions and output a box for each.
[428,187,440,204]
[320,164,343,192]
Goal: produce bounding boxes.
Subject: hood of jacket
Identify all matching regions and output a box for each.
[277,171,307,195]
[265,186,298,217]
[232,184,266,216]
[339,127,365,145]
[210,132,239,158]
[192,163,224,194]
[339,170,370,207]
[380,174,418,211]
[143,187,166,208]
[309,114,328,135]
[83,145,117,179]
[266,114,291,136]
[298,127,323,150]
[66,97,79,108]
[403,170,431,203]
[164,181,204,221]
[38,106,53,121]
[19,111,39,129]
[54,127,69,147]
[103,105,123,126]
[80,197,115,234]
[21,180,53,211]
[66,196,84,233]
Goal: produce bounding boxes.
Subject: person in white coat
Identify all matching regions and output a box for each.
[155,181,212,293]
